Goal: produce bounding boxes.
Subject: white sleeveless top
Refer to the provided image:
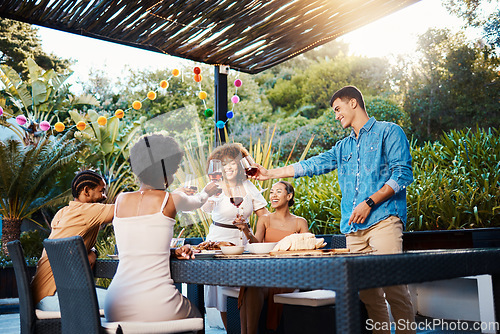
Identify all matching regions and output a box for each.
[104,192,198,322]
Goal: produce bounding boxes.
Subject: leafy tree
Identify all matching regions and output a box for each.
[0,133,83,254]
[0,18,71,80]
[443,0,500,48]
[265,55,392,119]
[0,58,99,144]
[404,28,500,141]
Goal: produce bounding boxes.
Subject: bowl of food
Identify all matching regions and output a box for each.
[220,245,245,255]
[247,242,278,254]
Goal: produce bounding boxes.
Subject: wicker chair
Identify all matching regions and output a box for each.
[6,240,61,334]
[43,236,203,334]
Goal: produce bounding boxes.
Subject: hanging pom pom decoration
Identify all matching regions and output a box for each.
[16,115,27,126]
[205,108,214,117]
[115,109,124,119]
[234,79,242,87]
[54,122,65,132]
[132,101,142,110]
[97,116,107,126]
[147,91,157,100]
[0,106,3,116]
[76,121,87,131]
[39,121,51,131]
[231,95,240,104]
[6,73,184,137]
[194,74,202,83]
[199,91,207,100]
[216,120,225,129]
[226,111,234,119]
[194,67,201,75]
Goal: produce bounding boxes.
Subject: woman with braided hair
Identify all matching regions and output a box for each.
[31,170,114,311]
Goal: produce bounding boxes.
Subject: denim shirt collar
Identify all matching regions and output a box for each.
[349,117,376,139]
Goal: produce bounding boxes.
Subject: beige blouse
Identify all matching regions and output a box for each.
[31,201,114,304]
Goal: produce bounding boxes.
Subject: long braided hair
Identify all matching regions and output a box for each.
[71,170,105,198]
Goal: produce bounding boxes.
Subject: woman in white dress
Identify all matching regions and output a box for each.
[104,134,219,324]
[202,143,269,329]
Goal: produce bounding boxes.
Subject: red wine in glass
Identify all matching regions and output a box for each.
[208,172,223,181]
[245,166,258,177]
[240,156,257,177]
[230,197,244,207]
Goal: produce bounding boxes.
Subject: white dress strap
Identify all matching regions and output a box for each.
[160,192,170,212]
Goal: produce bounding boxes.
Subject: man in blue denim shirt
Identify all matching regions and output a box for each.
[253,86,415,334]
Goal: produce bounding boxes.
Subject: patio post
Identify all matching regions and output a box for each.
[214,65,228,146]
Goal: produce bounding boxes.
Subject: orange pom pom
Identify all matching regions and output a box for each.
[194,74,202,82]
[115,109,124,119]
[198,91,207,100]
[54,122,65,132]
[76,121,87,131]
[147,91,156,100]
[97,116,107,126]
[172,69,180,77]
[160,80,169,89]
[132,101,142,110]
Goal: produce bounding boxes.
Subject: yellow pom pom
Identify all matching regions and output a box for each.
[147,91,156,100]
[97,116,107,126]
[198,91,208,100]
[76,121,87,131]
[160,80,169,89]
[172,69,180,77]
[132,101,142,110]
[54,122,65,132]
[115,109,124,119]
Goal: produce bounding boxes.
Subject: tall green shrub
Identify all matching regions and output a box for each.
[407,127,500,230]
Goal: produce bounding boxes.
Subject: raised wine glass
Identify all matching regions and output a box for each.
[240,156,258,177]
[230,185,245,245]
[184,174,198,195]
[207,159,223,195]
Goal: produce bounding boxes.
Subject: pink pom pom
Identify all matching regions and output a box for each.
[0,106,3,116]
[231,95,240,104]
[16,115,27,126]
[40,121,51,131]
[234,79,242,87]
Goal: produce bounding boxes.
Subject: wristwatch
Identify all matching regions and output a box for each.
[365,197,375,208]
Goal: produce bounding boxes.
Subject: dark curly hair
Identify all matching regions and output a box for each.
[206,143,250,181]
[129,134,184,189]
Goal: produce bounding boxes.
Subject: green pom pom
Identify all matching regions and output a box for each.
[204,108,214,117]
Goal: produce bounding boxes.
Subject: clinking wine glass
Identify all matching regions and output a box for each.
[230,185,245,245]
[207,159,223,195]
[184,174,198,195]
[240,156,258,177]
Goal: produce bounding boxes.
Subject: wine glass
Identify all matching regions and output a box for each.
[230,185,245,245]
[184,174,197,195]
[207,159,223,195]
[240,156,258,177]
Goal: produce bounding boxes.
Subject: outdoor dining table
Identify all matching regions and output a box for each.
[95,248,500,334]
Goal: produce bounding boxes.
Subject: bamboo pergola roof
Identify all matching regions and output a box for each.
[0,0,420,74]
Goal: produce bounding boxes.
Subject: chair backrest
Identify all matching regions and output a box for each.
[330,234,346,248]
[7,240,36,334]
[43,236,103,334]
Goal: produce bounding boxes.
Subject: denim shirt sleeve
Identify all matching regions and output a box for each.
[292,146,338,178]
[384,124,413,193]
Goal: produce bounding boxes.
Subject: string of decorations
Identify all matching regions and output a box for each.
[0,66,241,135]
